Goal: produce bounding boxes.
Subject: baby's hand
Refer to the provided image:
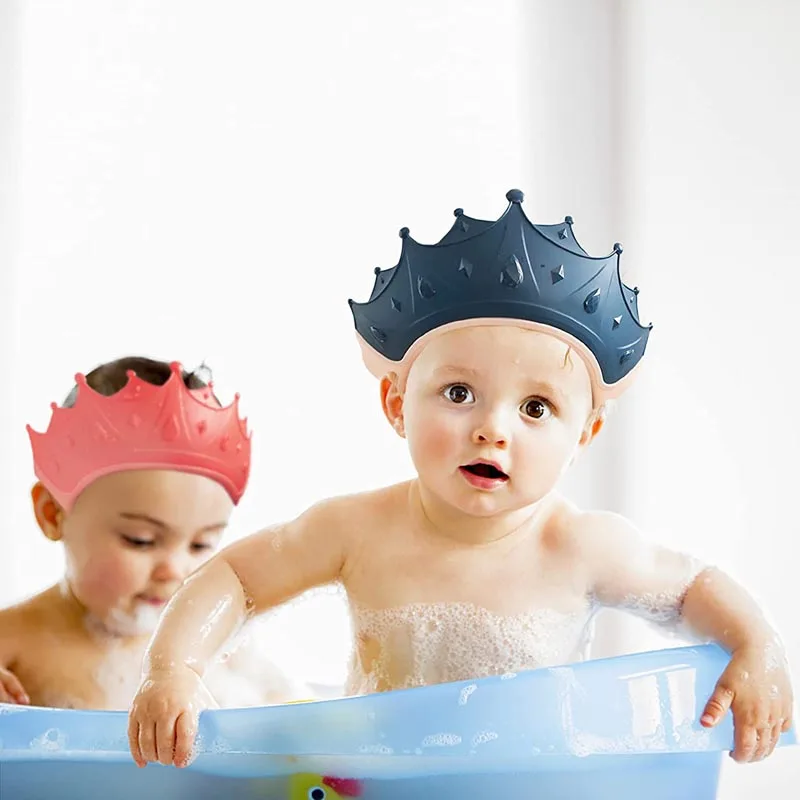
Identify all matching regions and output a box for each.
[0,665,30,705]
[127,665,218,768]
[701,644,794,762]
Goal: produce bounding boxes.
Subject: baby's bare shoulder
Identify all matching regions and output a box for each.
[547,501,637,560]
[311,481,410,531]
[0,592,53,663]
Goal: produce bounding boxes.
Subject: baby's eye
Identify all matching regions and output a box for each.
[521,397,552,420]
[121,535,154,549]
[190,542,215,553]
[443,383,474,404]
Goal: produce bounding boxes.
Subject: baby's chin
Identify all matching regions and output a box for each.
[84,603,163,638]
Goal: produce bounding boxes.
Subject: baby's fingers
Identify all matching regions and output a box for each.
[173,711,199,768]
[156,715,179,766]
[138,720,159,766]
[0,670,30,705]
[701,681,734,727]
[731,722,759,762]
[127,720,145,768]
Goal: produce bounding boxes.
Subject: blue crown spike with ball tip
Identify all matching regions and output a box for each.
[348,189,652,386]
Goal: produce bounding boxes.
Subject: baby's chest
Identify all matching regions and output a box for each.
[352,540,584,614]
[14,642,143,711]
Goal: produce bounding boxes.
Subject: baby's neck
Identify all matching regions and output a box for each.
[408,481,556,546]
[52,581,154,647]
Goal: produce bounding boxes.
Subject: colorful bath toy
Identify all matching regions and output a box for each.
[0,645,795,799]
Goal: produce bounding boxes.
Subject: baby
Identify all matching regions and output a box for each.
[0,356,304,711]
[127,191,793,768]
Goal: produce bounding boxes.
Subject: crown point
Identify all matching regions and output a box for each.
[125,369,136,379]
[633,286,640,295]
[75,373,87,386]
[50,401,58,411]
[564,215,574,225]
[399,227,410,239]
[373,267,381,275]
[454,208,464,217]
[613,242,623,254]
[506,189,524,204]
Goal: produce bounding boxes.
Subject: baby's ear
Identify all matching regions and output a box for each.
[579,405,607,446]
[31,482,65,541]
[379,372,406,438]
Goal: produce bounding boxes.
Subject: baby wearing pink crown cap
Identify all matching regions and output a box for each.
[0,356,306,711]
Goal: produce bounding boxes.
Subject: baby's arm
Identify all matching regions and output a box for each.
[129,496,352,766]
[582,511,793,763]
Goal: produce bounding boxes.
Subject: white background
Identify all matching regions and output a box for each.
[1,1,798,795]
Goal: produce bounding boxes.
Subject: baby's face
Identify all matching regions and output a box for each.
[56,470,233,636]
[400,325,596,517]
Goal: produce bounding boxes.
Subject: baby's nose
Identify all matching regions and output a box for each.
[151,553,191,583]
[471,410,510,447]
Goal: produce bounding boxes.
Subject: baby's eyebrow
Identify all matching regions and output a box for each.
[118,512,226,536]
[432,365,480,378]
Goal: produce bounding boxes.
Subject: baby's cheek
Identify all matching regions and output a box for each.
[415,420,461,464]
[77,552,143,602]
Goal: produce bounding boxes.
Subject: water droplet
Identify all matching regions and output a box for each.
[93,423,114,441]
[417,276,436,299]
[551,265,565,283]
[391,297,402,312]
[369,325,387,343]
[583,287,601,313]
[220,435,230,452]
[162,417,180,441]
[500,255,523,287]
[458,257,473,278]
[129,414,141,428]
[197,420,207,434]
[620,348,635,365]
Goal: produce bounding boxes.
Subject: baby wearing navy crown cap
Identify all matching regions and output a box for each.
[128,192,792,769]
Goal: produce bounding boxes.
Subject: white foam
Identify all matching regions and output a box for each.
[347,599,594,694]
[30,728,66,751]
[471,730,499,747]
[421,732,462,747]
[458,684,477,705]
[358,743,394,754]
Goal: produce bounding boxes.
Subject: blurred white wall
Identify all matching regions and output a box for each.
[1,1,798,794]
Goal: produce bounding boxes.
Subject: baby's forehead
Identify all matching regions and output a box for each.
[421,326,573,369]
[410,325,593,399]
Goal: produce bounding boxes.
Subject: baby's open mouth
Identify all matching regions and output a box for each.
[460,462,509,481]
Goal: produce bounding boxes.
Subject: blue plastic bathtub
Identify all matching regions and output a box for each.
[0,644,795,799]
